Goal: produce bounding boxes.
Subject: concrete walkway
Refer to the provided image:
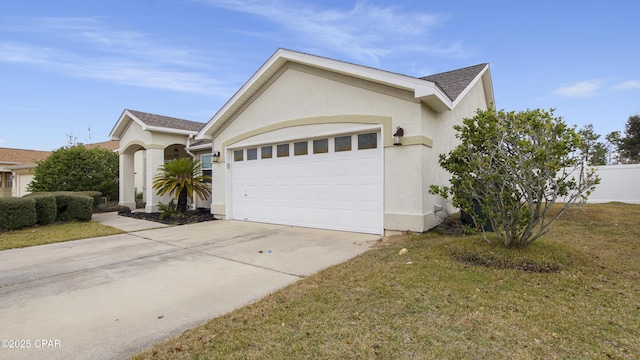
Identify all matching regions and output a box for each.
[92,212,168,232]
[0,215,379,360]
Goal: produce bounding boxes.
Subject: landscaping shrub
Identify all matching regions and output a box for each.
[0,197,37,231]
[31,194,57,225]
[53,192,94,222]
[25,191,95,222]
[77,191,103,209]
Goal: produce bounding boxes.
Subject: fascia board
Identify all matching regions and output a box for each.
[197,53,288,140]
[414,82,452,112]
[188,142,213,150]
[109,109,147,140]
[196,49,452,139]
[144,125,199,136]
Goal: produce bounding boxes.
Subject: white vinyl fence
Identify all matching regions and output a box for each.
[582,164,640,204]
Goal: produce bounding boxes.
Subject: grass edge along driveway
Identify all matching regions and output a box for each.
[132,203,640,360]
[0,221,124,250]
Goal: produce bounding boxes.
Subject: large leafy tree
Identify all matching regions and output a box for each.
[28,144,119,199]
[152,157,211,213]
[431,108,600,248]
[619,114,640,163]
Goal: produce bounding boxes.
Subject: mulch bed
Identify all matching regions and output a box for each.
[118,207,215,226]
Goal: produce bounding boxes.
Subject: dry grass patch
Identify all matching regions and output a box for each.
[132,203,640,360]
[0,221,123,250]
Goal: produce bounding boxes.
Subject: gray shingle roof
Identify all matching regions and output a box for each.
[127,109,206,132]
[421,63,488,101]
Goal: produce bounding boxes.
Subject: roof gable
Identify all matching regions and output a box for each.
[110,109,205,140]
[421,63,489,101]
[196,49,493,140]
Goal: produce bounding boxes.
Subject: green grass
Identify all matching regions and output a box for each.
[132,203,640,359]
[0,221,124,250]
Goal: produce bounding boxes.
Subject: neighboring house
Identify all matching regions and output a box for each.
[0,148,51,198]
[1,141,131,198]
[111,49,494,235]
[85,140,120,151]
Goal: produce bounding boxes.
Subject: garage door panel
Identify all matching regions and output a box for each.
[231,131,382,234]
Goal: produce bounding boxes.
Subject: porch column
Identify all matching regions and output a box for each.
[144,147,165,213]
[119,152,136,210]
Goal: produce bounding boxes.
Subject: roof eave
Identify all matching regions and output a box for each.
[414,83,453,112]
[196,49,450,140]
[109,109,145,140]
[144,126,200,136]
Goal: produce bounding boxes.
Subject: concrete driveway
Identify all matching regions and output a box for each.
[0,218,379,360]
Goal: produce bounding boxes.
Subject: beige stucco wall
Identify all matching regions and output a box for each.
[207,63,494,232]
[11,168,35,198]
[417,79,490,231]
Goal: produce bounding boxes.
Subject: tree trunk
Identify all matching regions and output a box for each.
[177,188,188,213]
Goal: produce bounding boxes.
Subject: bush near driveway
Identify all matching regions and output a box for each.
[52,193,93,222]
[31,194,57,225]
[0,197,37,231]
[25,191,96,222]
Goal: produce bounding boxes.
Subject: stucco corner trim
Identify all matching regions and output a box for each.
[400,135,433,148]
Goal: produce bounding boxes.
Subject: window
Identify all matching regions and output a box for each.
[277,144,289,157]
[201,154,212,169]
[261,146,273,159]
[358,133,377,150]
[234,150,243,161]
[335,135,352,152]
[247,148,258,160]
[7,174,12,188]
[313,139,329,154]
[201,154,212,183]
[294,141,308,156]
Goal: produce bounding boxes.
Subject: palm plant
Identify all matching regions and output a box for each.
[152,157,212,213]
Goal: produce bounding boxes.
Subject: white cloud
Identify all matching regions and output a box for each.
[553,80,602,97]
[199,0,469,66]
[0,17,235,96]
[613,80,640,90]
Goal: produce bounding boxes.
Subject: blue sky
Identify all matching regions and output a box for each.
[1,0,638,151]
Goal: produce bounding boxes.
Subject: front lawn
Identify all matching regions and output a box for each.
[133,203,639,359]
[0,221,124,250]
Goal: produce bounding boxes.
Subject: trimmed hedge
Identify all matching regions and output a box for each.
[0,197,37,231]
[77,191,103,209]
[54,193,93,222]
[32,194,57,225]
[25,191,95,223]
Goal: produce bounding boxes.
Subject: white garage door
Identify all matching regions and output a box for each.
[230,131,383,234]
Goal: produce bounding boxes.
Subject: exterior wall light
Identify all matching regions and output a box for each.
[393,126,404,146]
[173,146,179,158]
[211,151,221,161]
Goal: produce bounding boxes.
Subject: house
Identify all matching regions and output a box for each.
[1,141,126,199]
[0,148,51,198]
[110,49,494,235]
